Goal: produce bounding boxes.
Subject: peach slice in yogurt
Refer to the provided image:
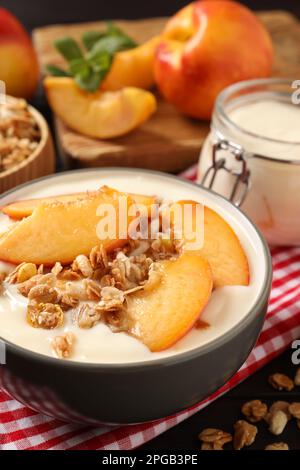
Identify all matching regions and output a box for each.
[0,186,134,265]
[1,191,156,219]
[162,200,249,287]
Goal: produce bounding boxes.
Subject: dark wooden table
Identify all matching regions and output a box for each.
[141,348,300,450]
[3,0,300,451]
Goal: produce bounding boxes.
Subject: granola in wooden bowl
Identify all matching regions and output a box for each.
[0,96,55,193]
[0,98,40,172]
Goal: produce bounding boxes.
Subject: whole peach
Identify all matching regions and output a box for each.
[154,1,274,120]
[0,8,39,99]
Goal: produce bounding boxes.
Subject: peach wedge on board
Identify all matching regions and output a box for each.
[163,200,249,288]
[1,191,156,220]
[44,77,157,139]
[101,36,161,91]
[0,187,133,265]
[126,252,213,352]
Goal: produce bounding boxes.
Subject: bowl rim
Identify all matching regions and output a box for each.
[0,167,273,371]
[0,96,49,180]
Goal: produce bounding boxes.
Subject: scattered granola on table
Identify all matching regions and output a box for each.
[233,420,258,450]
[294,368,300,386]
[268,373,295,392]
[265,442,289,451]
[198,368,300,451]
[288,403,300,419]
[201,442,222,451]
[198,428,232,451]
[241,399,268,423]
[268,401,292,420]
[0,98,41,172]
[267,409,288,436]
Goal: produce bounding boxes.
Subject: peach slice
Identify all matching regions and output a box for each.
[44,77,157,139]
[163,200,249,287]
[101,36,160,91]
[126,252,213,351]
[0,187,133,265]
[1,191,156,220]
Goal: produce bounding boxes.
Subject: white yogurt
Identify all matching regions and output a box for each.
[229,100,300,160]
[0,170,267,363]
[199,98,300,245]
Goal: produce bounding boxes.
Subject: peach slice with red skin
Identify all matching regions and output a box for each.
[1,191,156,220]
[163,200,249,287]
[126,252,213,352]
[0,187,134,265]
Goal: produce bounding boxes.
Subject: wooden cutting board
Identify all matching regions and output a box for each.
[33,11,300,172]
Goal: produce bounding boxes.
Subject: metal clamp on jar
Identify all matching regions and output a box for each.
[198,78,300,246]
[202,136,251,207]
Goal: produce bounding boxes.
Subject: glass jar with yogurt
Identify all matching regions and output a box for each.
[198,78,300,245]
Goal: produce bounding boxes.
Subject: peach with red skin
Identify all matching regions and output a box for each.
[154,0,274,119]
[0,8,39,99]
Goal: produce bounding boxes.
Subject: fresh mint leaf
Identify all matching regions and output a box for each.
[90,35,135,58]
[54,37,83,62]
[69,58,90,78]
[74,70,103,92]
[82,23,136,52]
[87,49,111,73]
[82,31,106,51]
[106,21,137,48]
[49,23,137,92]
[71,54,110,92]
[46,65,70,77]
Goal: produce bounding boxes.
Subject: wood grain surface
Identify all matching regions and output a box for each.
[33,11,300,172]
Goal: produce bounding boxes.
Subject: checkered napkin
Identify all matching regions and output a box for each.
[1,165,300,450]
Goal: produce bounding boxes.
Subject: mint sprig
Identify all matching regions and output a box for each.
[46,65,71,77]
[82,31,106,51]
[47,22,137,92]
[89,35,136,57]
[54,37,83,61]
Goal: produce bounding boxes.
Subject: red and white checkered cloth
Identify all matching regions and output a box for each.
[1,165,300,450]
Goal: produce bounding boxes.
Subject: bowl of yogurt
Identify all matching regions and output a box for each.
[0,169,272,424]
[198,78,300,246]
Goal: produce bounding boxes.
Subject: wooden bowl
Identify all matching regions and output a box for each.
[0,97,55,194]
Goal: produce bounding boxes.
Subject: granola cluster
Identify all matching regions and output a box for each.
[268,372,295,391]
[52,332,76,359]
[198,428,232,450]
[0,98,41,172]
[3,238,180,359]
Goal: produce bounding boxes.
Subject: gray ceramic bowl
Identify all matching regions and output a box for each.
[0,169,272,425]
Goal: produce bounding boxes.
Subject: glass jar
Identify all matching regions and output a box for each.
[198,78,300,246]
